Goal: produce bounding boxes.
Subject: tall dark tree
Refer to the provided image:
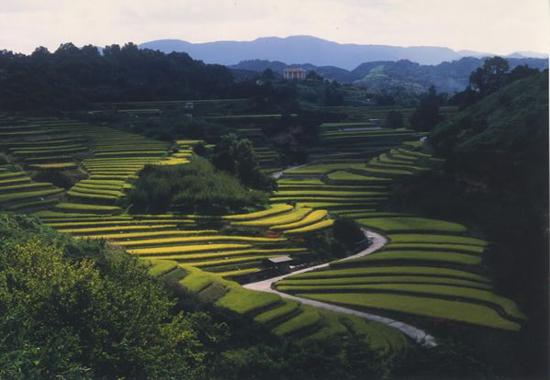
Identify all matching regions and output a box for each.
[384,110,404,129]
[211,134,276,191]
[261,68,275,80]
[306,70,323,81]
[409,86,443,131]
[323,81,344,106]
[469,56,509,97]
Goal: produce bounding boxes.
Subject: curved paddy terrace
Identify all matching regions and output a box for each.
[268,127,524,333]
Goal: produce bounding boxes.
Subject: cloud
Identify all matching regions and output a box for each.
[0,0,548,55]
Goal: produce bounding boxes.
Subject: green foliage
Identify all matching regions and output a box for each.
[0,43,234,111]
[396,71,549,378]
[193,141,209,156]
[210,335,385,380]
[306,70,323,81]
[384,110,404,129]
[432,72,548,157]
[127,158,268,213]
[300,229,351,261]
[322,81,344,106]
[469,56,509,97]
[332,217,365,248]
[0,214,218,379]
[33,170,78,189]
[409,85,444,131]
[211,133,276,191]
[451,57,542,108]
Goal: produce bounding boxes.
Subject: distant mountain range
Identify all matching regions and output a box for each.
[231,57,549,94]
[139,35,547,69]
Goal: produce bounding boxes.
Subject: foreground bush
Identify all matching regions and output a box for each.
[0,214,216,379]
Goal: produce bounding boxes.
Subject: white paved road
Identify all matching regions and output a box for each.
[243,229,437,347]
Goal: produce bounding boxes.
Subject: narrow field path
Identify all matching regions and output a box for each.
[270,164,307,179]
[244,228,437,347]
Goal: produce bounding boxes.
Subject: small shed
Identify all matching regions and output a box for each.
[263,255,293,274]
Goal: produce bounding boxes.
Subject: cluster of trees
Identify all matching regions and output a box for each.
[127,158,268,214]
[450,56,541,108]
[232,76,300,113]
[408,85,446,132]
[0,43,234,111]
[300,218,368,263]
[210,134,276,192]
[243,68,344,111]
[260,112,337,165]
[404,57,543,133]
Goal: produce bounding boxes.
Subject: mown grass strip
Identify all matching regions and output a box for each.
[298,293,521,331]
[358,217,467,234]
[291,266,490,283]
[388,234,487,246]
[277,275,492,289]
[272,307,321,336]
[384,243,485,254]
[341,250,481,266]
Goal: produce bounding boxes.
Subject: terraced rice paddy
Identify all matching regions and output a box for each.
[0,166,63,211]
[36,210,310,279]
[270,130,524,331]
[0,106,523,348]
[0,116,318,281]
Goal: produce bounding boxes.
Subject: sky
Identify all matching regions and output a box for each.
[1,0,548,55]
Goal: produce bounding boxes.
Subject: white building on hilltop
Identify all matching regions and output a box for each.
[283,67,306,80]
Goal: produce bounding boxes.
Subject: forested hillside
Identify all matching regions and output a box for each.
[390,71,549,378]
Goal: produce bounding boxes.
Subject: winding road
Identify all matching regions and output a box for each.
[244,228,437,347]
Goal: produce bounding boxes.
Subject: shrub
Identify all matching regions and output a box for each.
[127,157,268,213]
[33,170,77,189]
[333,217,366,248]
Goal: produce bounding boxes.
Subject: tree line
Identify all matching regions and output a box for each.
[0,43,234,111]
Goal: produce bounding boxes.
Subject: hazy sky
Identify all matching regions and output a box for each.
[1,0,548,54]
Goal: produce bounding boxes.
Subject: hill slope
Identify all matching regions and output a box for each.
[140,36,547,69]
[231,57,548,94]
[394,71,549,379]
[140,35,470,68]
[431,71,548,156]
